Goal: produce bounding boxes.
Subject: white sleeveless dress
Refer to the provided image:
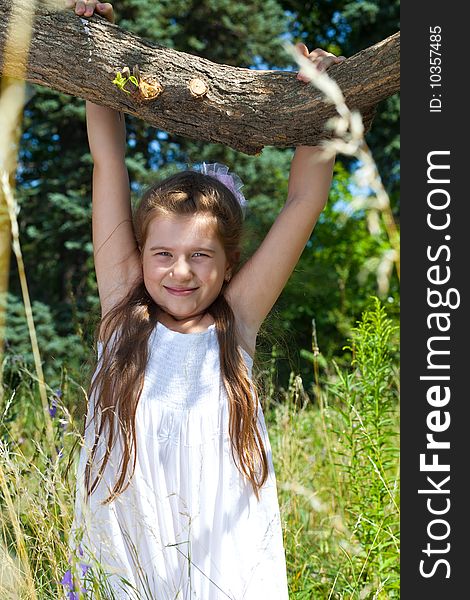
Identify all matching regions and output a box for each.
[69,321,289,600]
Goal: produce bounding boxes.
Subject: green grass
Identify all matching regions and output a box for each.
[267,298,399,599]
[0,298,399,599]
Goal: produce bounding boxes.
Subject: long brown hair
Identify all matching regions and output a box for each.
[84,171,268,505]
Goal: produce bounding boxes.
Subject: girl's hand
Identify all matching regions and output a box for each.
[296,44,345,82]
[65,0,115,23]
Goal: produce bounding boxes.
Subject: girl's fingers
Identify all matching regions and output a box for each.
[67,0,114,23]
[84,1,96,17]
[318,56,338,72]
[296,46,346,81]
[295,42,309,58]
[96,2,115,23]
[296,43,316,81]
[65,0,114,23]
[74,0,86,15]
[308,48,330,60]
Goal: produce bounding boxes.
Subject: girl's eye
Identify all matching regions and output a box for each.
[193,252,209,258]
[155,252,171,257]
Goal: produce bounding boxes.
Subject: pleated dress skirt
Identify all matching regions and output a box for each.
[68,321,289,599]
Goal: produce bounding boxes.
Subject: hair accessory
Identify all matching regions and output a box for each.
[195,162,247,215]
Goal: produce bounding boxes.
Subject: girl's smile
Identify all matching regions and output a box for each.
[164,286,199,296]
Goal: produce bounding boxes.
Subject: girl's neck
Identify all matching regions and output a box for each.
[157,310,214,333]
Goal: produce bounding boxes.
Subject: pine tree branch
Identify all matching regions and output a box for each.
[0,0,400,154]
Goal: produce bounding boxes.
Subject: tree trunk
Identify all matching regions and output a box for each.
[0,0,400,155]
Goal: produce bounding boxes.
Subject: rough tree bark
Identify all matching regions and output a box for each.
[0,0,400,155]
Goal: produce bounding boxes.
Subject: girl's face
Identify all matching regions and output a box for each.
[142,213,231,322]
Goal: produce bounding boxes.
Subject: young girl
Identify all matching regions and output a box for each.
[64,2,345,598]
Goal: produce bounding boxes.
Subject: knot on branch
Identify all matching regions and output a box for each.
[138,76,164,100]
[188,78,208,98]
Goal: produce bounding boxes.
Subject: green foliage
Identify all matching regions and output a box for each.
[326,297,400,596]
[1,293,86,386]
[118,0,290,67]
[15,87,96,344]
[254,161,399,385]
[112,70,139,94]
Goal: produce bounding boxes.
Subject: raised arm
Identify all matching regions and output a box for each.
[226,47,344,352]
[68,1,142,316]
[226,146,335,348]
[86,101,141,317]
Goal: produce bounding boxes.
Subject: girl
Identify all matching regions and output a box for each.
[64,1,345,598]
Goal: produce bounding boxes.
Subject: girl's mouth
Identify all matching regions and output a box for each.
[164,286,198,296]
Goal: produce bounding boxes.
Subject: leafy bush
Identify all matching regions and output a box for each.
[326,297,399,596]
[267,296,399,599]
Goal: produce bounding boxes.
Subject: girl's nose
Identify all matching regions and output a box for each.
[171,257,192,279]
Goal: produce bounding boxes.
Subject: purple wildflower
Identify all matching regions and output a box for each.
[49,397,57,418]
[60,568,73,587]
[60,549,91,598]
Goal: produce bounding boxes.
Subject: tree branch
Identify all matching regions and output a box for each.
[0,0,400,154]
